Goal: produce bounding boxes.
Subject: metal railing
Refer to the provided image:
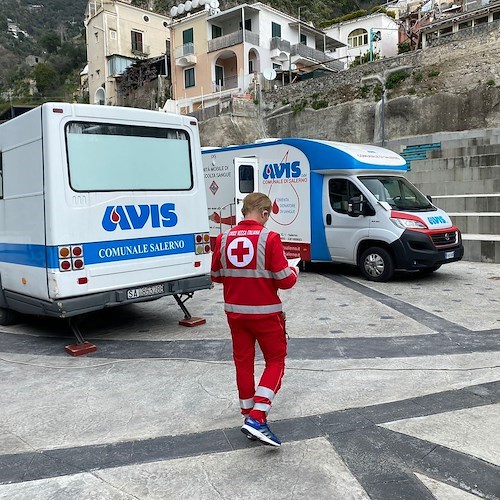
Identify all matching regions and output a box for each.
[426,18,500,47]
[290,43,344,71]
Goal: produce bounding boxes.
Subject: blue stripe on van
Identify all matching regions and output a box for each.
[2,234,196,270]
[0,243,47,268]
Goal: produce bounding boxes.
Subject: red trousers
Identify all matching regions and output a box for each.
[227,313,287,422]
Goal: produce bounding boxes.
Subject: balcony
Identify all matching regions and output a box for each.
[174,43,197,67]
[270,37,291,61]
[208,30,258,52]
[131,45,150,58]
[213,74,238,92]
[290,43,343,71]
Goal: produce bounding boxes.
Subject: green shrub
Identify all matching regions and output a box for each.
[408,87,416,94]
[292,99,308,115]
[385,70,409,89]
[311,99,328,110]
[428,69,440,77]
[486,79,495,86]
[360,84,370,98]
[373,84,382,101]
[414,72,423,82]
[398,41,411,54]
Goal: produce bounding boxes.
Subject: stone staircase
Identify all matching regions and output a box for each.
[386,129,500,263]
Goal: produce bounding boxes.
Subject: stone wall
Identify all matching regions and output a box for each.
[198,24,500,147]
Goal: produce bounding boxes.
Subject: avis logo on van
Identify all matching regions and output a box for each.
[263,161,301,180]
[102,204,178,231]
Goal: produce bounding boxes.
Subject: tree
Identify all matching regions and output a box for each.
[40,31,61,54]
[33,63,59,94]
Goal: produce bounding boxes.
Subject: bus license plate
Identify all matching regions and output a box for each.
[127,284,165,300]
[445,251,455,259]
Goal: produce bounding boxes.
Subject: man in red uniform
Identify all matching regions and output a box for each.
[211,192,299,447]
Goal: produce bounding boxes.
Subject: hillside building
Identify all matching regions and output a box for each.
[324,12,400,68]
[166,2,344,115]
[84,0,171,105]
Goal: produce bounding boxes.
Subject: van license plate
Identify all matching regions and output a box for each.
[127,284,165,300]
[445,251,455,259]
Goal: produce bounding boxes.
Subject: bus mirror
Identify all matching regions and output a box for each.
[348,196,363,217]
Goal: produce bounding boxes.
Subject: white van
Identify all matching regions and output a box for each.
[0,103,212,326]
[202,138,464,281]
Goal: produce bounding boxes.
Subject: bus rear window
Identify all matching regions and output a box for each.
[65,122,192,191]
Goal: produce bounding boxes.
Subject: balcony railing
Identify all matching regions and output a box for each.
[270,37,291,52]
[291,43,343,71]
[213,74,238,92]
[208,30,258,52]
[131,45,150,57]
[174,43,195,59]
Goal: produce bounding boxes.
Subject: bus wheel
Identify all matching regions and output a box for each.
[360,247,394,282]
[0,307,18,326]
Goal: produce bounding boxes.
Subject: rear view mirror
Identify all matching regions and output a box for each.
[348,196,363,217]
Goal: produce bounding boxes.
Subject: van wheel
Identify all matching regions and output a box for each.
[359,247,394,282]
[0,307,18,326]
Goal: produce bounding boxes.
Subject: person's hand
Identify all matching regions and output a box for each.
[291,266,300,275]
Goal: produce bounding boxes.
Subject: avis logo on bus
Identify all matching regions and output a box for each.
[102,204,178,231]
[263,161,301,180]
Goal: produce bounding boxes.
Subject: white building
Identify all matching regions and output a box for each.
[324,12,400,68]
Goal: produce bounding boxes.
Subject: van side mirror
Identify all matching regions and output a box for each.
[348,196,363,217]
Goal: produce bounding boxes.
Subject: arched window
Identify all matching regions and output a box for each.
[348,29,369,48]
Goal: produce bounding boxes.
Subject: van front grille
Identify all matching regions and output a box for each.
[430,231,458,248]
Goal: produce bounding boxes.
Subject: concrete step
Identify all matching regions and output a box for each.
[408,165,500,185]
[461,234,500,263]
[431,194,500,212]
[409,178,500,196]
[409,153,500,171]
[428,143,500,159]
[450,213,500,235]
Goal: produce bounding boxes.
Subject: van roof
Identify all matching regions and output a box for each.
[201,138,407,172]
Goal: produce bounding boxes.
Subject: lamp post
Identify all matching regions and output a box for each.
[361,65,411,147]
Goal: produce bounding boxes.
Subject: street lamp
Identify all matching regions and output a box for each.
[361,65,411,147]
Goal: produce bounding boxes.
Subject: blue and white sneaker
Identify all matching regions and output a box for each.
[241,417,281,447]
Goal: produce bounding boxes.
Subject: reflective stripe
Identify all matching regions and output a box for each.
[225,303,283,314]
[255,386,275,401]
[256,228,270,269]
[217,269,274,279]
[240,398,254,409]
[253,402,271,412]
[220,232,229,268]
[211,270,221,279]
[273,267,294,280]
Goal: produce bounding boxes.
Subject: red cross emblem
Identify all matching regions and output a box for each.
[227,237,254,267]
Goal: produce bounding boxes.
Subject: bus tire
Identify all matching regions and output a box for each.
[359,247,394,282]
[0,307,18,326]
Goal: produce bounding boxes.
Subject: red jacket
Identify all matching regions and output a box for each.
[211,219,297,318]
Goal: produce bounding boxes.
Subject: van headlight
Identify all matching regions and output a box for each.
[390,217,427,229]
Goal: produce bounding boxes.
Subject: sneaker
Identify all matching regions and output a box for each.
[243,415,257,440]
[241,417,281,447]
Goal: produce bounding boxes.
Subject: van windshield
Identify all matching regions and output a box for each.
[359,176,434,211]
[66,122,192,191]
